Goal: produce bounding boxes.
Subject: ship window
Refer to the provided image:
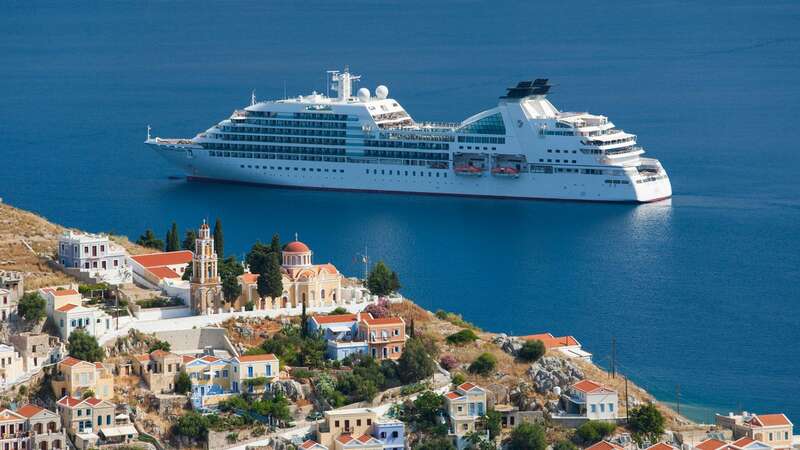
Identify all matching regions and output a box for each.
[572,160,576,163]
[458,112,506,135]
[547,159,552,162]
[340,169,344,173]
[547,149,552,153]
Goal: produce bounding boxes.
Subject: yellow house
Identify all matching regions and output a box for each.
[39,287,82,318]
[317,408,378,448]
[51,357,114,400]
[444,382,488,447]
[232,353,280,394]
[716,413,794,449]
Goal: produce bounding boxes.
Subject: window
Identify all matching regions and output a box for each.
[600,404,605,412]
[247,366,254,377]
[609,403,614,411]
[590,404,596,413]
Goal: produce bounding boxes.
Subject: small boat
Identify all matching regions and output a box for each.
[454,165,483,176]
[491,167,520,178]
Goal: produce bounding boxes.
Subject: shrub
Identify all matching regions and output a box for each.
[67,330,105,362]
[439,354,459,371]
[517,339,545,362]
[451,372,466,386]
[364,299,390,318]
[628,403,665,445]
[291,368,314,380]
[434,309,479,330]
[468,353,496,376]
[226,432,238,443]
[508,422,546,450]
[329,307,348,315]
[398,337,435,383]
[173,411,209,440]
[148,340,171,353]
[574,421,616,445]
[18,293,46,322]
[174,372,191,394]
[446,329,478,345]
[554,440,579,450]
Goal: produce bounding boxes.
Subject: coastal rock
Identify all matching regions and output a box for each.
[272,379,306,401]
[509,382,538,411]
[527,356,584,394]
[493,333,524,356]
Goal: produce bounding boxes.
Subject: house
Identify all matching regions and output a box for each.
[131,349,184,393]
[444,382,489,450]
[40,286,83,318]
[730,437,775,450]
[58,231,131,284]
[0,404,67,450]
[0,288,16,321]
[56,396,118,450]
[521,332,592,361]
[694,439,730,450]
[232,353,280,394]
[51,356,115,400]
[10,332,64,373]
[562,380,618,421]
[52,303,111,340]
[357,314,406,361]
[0,344,24,386]
[129,250,192,289]
[16,403,68,450]
[316,407,405,450]
[310,313,368,360]
[182,354,233,408]
[0,270,24,301]
[716,413,794,449]
[646,443,680,450]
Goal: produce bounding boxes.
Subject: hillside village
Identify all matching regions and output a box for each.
[0,201,797,450]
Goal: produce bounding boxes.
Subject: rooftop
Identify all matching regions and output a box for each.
[130,250,192,268]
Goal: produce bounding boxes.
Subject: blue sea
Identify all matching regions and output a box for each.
[2,1,799,423]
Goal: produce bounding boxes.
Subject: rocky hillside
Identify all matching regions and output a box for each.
[0,201,149,289]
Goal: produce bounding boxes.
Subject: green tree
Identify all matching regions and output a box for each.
[400,391,446,435]
[451,372,466,386]
[269,233,281,255]
[399,337,435,383]
[483,409,502,439]
[174,371,192,394]
[165,222,180,252]
[81,389,95,399]
[173,411,209,439]
[301,298,308,337]
[554,440,579,450]
[329,307,348,315]
[67,329,105,362]
[628,403,665,445]
[367,261,399,296]
[182,229,197,251]
[246,241,271,273]
[468,353,497,376]
[258,252,283,301]
[218,256,244,303]
[574,421,616,445]
[508,422,547,450]
[17,292,46,322]
[213,218,224,257]
[182,263,193,281]
[517,339,545,363]
[148,340,171,353]
[136,228,164,250]
[414,437,457,450]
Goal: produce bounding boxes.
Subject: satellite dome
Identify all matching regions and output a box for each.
[553,386,561,396]
[357,88,371,102]
[375,85,389,99]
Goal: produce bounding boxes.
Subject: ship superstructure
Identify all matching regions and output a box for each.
[145,68,671,202]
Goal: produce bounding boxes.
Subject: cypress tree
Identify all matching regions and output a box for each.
[258,252,283,301]
[182,229,197,251]
[269,233,281,255]
[166,222,180,252]
[164,229,171,252]
[301,298,308,337]
[213,218,224,257]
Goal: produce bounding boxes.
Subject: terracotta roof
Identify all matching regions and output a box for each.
[60,356,86,367]
[300,441,327,450]
[445,391,462,400]
[361,316,404,326]
[134,354,151,362]
[647,443,678,450]
[585,442,624,450]
[337,434,354,444]
[182,355,195,363]
[283,241,310,253]
[130,251,192,268]
[0,410,24,422]
[240,273,259,284]
[200,355,220,363]
[696,439,728,450]
[751,413,793,427]
[732,438,756,447]
[15,404,44,418]
[146,266,181,280]
[521,332,580,349]
[52,289,79,297]
[458,382,478,391]
[312,313,357,324]
[57,396,82,408]
[236,353,278,362]
[56,303,80,312]
[572,379,613,394]
[84,397,103,406]
[356,434,376,443]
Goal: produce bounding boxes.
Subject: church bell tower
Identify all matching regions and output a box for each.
[190,221,223,314]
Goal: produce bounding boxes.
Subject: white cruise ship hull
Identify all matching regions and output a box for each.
[151,144,671,203]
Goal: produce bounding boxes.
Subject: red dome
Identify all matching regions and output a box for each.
[283,241,310,253]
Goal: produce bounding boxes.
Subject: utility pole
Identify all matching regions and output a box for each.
[611,336,617,379]
[625,375,630,423]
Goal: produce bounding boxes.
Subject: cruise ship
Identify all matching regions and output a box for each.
[145,69,671,202]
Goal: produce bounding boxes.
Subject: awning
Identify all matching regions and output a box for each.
[327,325,352,333]
[99,425,138,438]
